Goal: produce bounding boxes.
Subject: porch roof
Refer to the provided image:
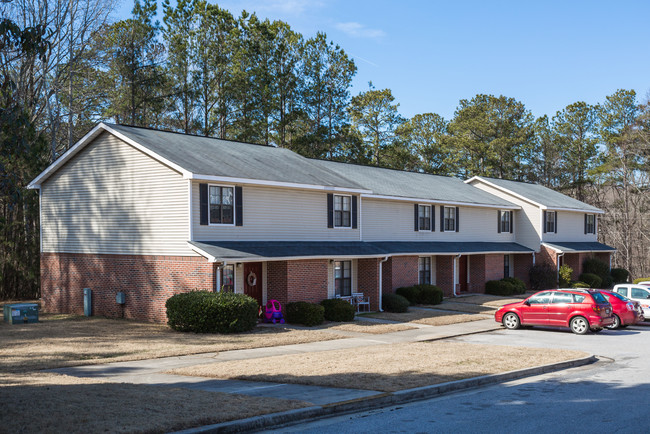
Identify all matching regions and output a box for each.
[542,241,616,253]
[188,240,534,262]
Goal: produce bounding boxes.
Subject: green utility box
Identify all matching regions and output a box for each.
[3,303,39,324]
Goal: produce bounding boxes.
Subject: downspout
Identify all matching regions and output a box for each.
[453,254,461,297]
[556,253,564,288]
[378,256,389,312]
[532,252,536,266]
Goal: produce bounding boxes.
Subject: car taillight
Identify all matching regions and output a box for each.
[627,303,634,311]
[592,305,602,313]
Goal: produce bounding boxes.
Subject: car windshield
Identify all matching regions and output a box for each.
[590,291,608,304]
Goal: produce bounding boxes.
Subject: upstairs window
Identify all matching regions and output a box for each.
[499,210,512,233]
[209,185,234,224]
[334,261,352,296]
[419,205,431,231]
[334,195,351,228]
[585,214,595,234]
[419,257,431,284]
[444,206,456,232]
[544,210,556,233]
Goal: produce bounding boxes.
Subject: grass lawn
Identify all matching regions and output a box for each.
[363,308,490,325]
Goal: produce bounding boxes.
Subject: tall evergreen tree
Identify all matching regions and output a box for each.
[400,113,456,175]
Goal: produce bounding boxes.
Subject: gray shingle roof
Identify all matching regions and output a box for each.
[309,160,517,207]
[473,177,601,212]
[107,124,365,190]
[369,242,533,255]
[543,242,616,252]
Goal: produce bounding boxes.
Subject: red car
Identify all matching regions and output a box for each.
[495,289,614,334]
[600,289,643,329]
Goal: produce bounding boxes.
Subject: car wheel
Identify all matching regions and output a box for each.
[606,314,621,330]
[570,316,589,335]
[503,312,520,330]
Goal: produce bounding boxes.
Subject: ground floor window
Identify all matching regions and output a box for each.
[504,255,510,278]
[334,261,351,296]
[221,264,234,292]
[419,257,431,284]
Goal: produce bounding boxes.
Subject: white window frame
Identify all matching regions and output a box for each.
[219,264,235,292]
[545,211,556,233]
[419,256,431,284]
[443,206,456,232]
[334,194,352,229]
[586,214,595,234]
[418,204,431,231]
[208,184,235,226]
[334,260,352,296]
[500,210,511,233]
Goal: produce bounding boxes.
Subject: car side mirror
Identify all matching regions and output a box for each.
[524,300,530,306]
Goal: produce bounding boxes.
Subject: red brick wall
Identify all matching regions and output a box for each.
[436,255,454,297]
[40,253,213,323]
[513,254,533,288]
[286,259,329,303]
[388,256,419,290]
[358,258,380,311]
[485,254,504,283]
[468,255,486,292]
[539,245,558,268]
[267,261,288,306]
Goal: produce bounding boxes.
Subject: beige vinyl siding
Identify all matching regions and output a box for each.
[542,210,598,243]
[361,198,514,242]
[192,182,360,241]
[41,132,194,256]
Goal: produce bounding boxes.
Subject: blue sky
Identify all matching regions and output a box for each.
[113,0,650,120]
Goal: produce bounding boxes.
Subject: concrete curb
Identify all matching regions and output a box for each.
[173,354,598,434]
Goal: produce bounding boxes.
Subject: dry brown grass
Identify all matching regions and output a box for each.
[451,294,527,306]
[320,321,416,334]
[171,341,586,393]
[364,308,490,326]
[0,313,345,374]
[1,373,309,434]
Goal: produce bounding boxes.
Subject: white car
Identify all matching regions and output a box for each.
[612,284,650,317]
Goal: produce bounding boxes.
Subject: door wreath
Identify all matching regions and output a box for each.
[247,271,257,287]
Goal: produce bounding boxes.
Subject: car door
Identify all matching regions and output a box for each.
[547,291,574,326]
[520,291,553,325]
[630,286,650,315]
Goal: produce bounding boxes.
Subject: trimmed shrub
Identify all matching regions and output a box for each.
[582,258,609,287]
[166,290,258,334]
[285,301,324,326]
[320,298,355,322]
[383,293,410,313]
[633,277,650,284]
[559,264,573,288]
[578,273,602,288]
[610,268,629,284]
[529,262,557,291]
[395,286,421,305]
[572,281,590,288]
[416,284,444,305]
[485,280,515,296]
[501,277,527,294]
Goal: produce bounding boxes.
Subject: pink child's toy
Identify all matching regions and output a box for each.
[264,299,285,324]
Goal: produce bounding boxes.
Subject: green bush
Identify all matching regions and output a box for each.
[285,301,324,326]
[582,258,609,287]
[320,298,355,322]
[485,280,515,296]
[559,264,573,288]
[529,262,557,291]
[578,273,602,288]
[383,293,410,313]
[395,286,421,305]
[633,277,650,284]
[415,284,444,305]
[572,281,590,288]
[610,268,629,284]
[166,290,258,334]
[501,277,527,294]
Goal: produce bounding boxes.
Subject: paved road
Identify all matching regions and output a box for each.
[269,324,650,433]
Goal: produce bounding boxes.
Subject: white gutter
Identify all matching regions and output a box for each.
[188,180,193,241]
[453,254,461,297]
[378,256,389,312]
[532,251,536,266]
[216,263,223,291]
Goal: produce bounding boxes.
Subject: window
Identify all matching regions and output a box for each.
[334,195,351,228]
[418,205,431,231]
[528,291,552,305]
[585,214,595,234]
[503,255,510,278]
[614,286,629,297]
[419,257,431,284]
[500,211,511,233]
[209,185,234,224]
[220,265,234,292]
[545,211,556,233]
[551,292,573,304]
[631,287,650,300]
[444,206,456,231]
[334,261,351,296]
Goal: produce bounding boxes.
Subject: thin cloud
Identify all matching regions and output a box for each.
[335,21,386,39]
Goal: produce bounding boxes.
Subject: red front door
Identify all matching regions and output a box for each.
[458,255,468,292]
[244,262,263,306]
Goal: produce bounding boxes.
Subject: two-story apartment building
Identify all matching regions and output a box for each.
[28,124,613,323]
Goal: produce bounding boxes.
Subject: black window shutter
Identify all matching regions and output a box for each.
[414,204,419,231]
[584,214,587,234]
[431,206,435,232]
[543,211,547,233]
[199,183,208,225]
[352,196,358,229]
[497,210,502,233]
[554,211,558,233]
[509,211,514,233]
[327,194,334,228]
[455,207,460,232]
[235,186,243,226]
[440,205,444,232]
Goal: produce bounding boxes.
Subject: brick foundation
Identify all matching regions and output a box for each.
[40,253,214,323]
